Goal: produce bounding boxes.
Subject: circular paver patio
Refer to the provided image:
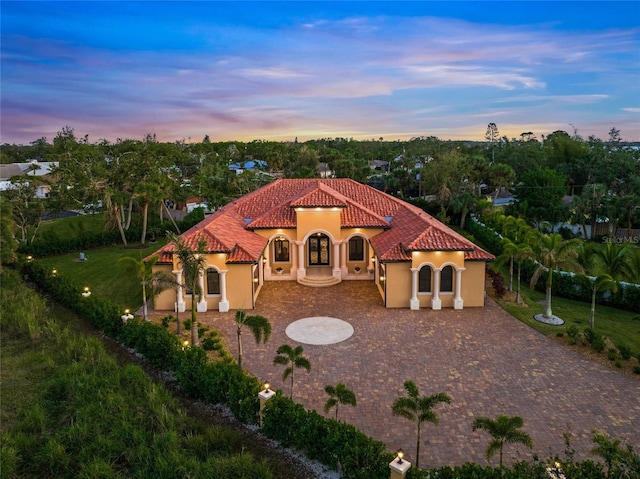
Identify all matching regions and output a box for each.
[194,281,640,469]
[285,316,354,345]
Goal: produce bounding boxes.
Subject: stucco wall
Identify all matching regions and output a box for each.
[461,261,487,307]
[294,209,342,240]
[384,262,412,308]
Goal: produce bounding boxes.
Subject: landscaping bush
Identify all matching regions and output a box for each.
[487,266,507,298]
[262,394,391,479]
[617,343,632,360]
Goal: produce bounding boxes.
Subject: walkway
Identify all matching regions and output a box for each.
[193,281,639,468]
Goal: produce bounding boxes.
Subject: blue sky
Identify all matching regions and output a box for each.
[2,1,639,144]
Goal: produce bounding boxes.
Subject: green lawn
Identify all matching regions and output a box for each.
[498,285,640,357]
[39,212,107,236]
[36,239,169,310]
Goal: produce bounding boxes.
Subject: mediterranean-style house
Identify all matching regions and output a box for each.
[149,178,494,313]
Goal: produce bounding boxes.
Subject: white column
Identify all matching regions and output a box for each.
[296,241,306,280]
[333,241,341,279]
[340,241,348,277]
[410,267,419,310]
[197,270,207,312]
[173,269,186,313]
[432,268,442,310]
[454,268,464,309]
[218,270,229,312]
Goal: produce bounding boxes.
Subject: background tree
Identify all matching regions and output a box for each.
[0,197,18,271]
[323,383,357,420]
[273,344,311,399]
[472,414,533,469]
[391,380,451,469]
[234,310,271,371]
[593,243,632,282]
[168,232,208,346]
[512,167,567,228]
[529,233,583,319]
[485,122,500,163]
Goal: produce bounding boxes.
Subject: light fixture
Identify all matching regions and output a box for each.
[396,449,404,464]
[82,286,91,297]
[183,340,190,349]
[52,268,57,276]
[263,382,270,392]
[262,257,267,264]
[253,277,259,283]
[121,309,134,323]
[26,255,33,262]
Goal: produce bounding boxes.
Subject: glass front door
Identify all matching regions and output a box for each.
[308,234,330,266]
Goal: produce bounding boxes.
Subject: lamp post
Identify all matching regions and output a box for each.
[389,449,411,479]
[121,309,134,323]
[258,381,275,427]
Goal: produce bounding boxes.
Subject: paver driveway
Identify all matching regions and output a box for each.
[195,280,640,468]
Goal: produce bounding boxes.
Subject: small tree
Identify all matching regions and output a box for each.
[234,310,271,371]
[273,344,311,399]
[472,414,533,469]
[391,380,451,469]
[577,274,618,330]
[117,255,175,322]
[324,383,357,420]
[529,232,583,319]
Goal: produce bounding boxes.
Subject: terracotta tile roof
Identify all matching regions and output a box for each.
[150,178,493,264]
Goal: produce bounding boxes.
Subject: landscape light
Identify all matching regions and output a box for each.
[396,449,404,464]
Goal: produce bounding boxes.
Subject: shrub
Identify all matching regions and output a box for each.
[615,359,623,368]
[617,343,632,360]
[607,348,618,361]
[487,266,507,298]
[633,366,640,375]
[592,336,606,353]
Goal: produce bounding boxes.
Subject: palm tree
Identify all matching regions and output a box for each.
[513,241,534,304]
[577,274,619,330]
[391,380,451,469]
[273,344,311,399]
[529,233,583,319]
[324,383,357,420]
[496,238,518,292]
[593,243,632,281]
[168,232,208,346]
[234,310,271,371]
[117,255,175,322]
[472,414,533,469]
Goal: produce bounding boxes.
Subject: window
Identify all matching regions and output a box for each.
[206,268,220,295]
[274,238,290,262]
[348,237,364,261]
[418,266,432,293]
[441,266,453,292]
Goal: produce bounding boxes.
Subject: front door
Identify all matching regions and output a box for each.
[308,234,330,266]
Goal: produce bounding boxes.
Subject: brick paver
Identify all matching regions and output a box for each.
[192,281,639,468]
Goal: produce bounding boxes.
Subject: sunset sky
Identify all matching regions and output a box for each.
[2,1,639,145]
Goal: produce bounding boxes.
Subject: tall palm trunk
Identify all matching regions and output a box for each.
[544,269,554,318]
[141,199,149,245]
[590,288,597,330]
[237,328,244,370]
[191,295,198,346]
[142,282,149,321]
[416,423,422,469]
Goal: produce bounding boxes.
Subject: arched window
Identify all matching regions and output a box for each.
[206,268,220,295]
[273,238,290,262]
[441,266,453,292]
[349,237,364,261]
[419,266,432,293]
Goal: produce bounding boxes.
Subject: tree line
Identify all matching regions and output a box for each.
[1,125,639,249]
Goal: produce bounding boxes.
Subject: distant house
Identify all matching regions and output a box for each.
[229,159,268,175]
[0,160,58,198]
[149,178,493,313]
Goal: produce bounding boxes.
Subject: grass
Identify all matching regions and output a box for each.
[35,239,169,310]
[38,212,107,237]
[497,284,640,358]
[1,270,274,478]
